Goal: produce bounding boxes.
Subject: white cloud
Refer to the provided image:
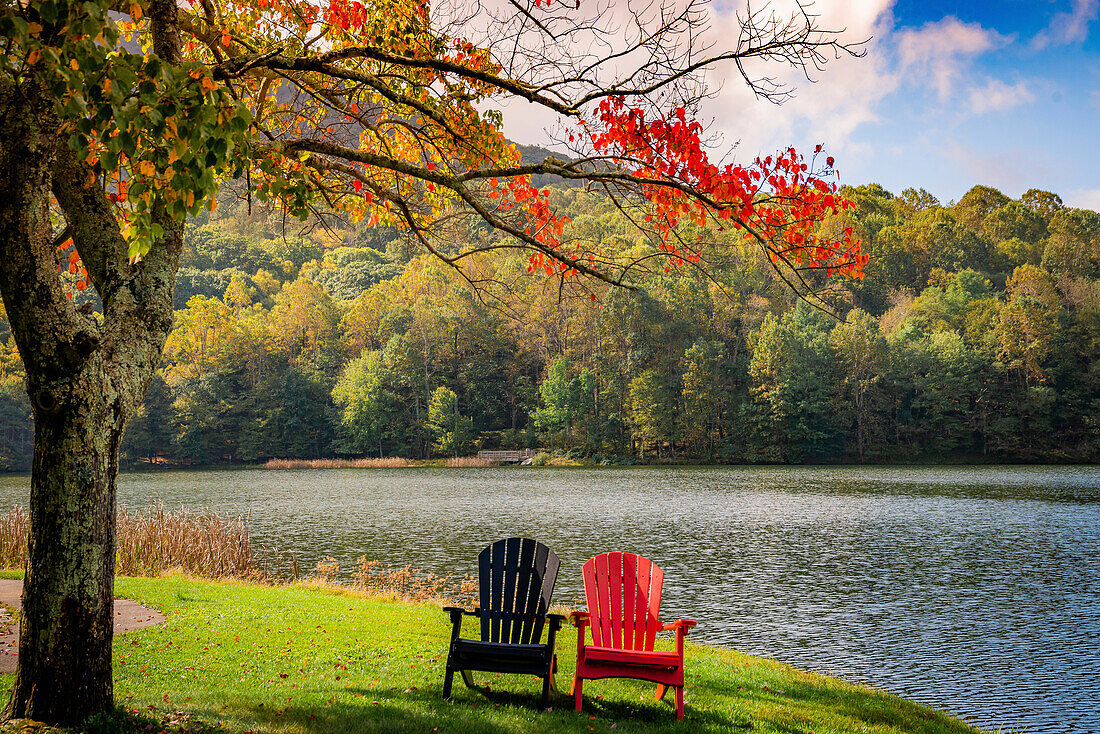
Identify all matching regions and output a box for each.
[488,0,897,163]
[692,10,1023,167]
[894,16,1010,100]
[1067,188,1100,210]
[695,0,897,159]
[1033,0,1098,49]
[968,79,1035,114]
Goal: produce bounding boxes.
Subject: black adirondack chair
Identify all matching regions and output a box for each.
[442,537,564,707]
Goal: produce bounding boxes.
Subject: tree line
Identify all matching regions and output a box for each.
[2,182,1098,468]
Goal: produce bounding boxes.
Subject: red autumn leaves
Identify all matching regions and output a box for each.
[586,96,866,279]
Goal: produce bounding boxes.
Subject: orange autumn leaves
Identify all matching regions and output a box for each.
[57,239,89,297]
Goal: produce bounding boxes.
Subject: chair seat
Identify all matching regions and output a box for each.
[583,645,682,670]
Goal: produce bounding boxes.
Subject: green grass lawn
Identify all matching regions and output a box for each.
[0,575,984,733]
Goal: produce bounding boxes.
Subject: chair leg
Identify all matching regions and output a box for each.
[675,686,684,720]
[443,669,454,699]
[461,669,476,689]
[655,683,668,701]
[548,655,558,691]
[541,674,552,709]
[573,676,584,712]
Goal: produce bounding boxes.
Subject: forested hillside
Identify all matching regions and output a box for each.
[2,182,1098,468]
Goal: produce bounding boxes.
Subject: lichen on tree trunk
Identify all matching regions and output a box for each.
[7,382,122,722]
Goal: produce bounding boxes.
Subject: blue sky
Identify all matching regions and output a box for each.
[838,0,1100,208]
[498,0,1100,210]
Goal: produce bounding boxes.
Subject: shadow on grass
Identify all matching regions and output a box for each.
[262,694,549,733]
[564,681,753,731]
[166,681,739,733]
[699,675,974,734]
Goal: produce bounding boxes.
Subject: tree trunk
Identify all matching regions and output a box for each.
[0,77,112,725]
[7,371,124,723]
[0,78,115,724]
[1,53,180,724]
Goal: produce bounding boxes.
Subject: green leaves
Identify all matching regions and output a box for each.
[8,0,254,255]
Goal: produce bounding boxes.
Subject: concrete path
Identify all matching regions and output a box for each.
[0,579,165,674]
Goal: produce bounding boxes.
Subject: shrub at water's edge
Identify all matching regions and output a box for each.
[445,456,497,467]
[0,505,477,605]
[314,555,478,606]
[116,506,255,578]
[0,507,28,571]
[263,456,499,468]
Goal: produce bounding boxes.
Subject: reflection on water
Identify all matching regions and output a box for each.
[2,465,1098,732]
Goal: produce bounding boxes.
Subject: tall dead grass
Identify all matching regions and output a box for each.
[265,457,412,469]
[116,505,256,578]
[315,556,477,606]
[0,506,28,569]
[0,504,257,578]
[446,457,496,467]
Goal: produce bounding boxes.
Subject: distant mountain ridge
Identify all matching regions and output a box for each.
[514,142,581,189]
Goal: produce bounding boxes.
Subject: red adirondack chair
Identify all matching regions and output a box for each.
[569,552,697,720]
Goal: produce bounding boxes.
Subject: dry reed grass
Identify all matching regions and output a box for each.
[117,505,256,578]
[0,506,28,569]
[0,504,257,578]
[265,457,412,469]
[315,556,477,606]
[446,457,496,467]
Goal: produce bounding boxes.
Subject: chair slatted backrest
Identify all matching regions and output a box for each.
[582,552,664,651]
[478,537,560,644]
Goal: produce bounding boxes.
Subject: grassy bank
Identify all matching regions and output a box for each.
[2,575,983,734]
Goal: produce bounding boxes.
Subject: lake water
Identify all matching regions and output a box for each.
[2,465,1098,732]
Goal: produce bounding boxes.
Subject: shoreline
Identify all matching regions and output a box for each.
[4,458,1100,477]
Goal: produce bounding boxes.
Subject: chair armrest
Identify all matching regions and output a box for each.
[570,610,588,658]
[661,619,698,634]
[443,607,480,642]
[544,613,566,648]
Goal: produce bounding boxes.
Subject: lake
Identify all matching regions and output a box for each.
[2,465,1098,732]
